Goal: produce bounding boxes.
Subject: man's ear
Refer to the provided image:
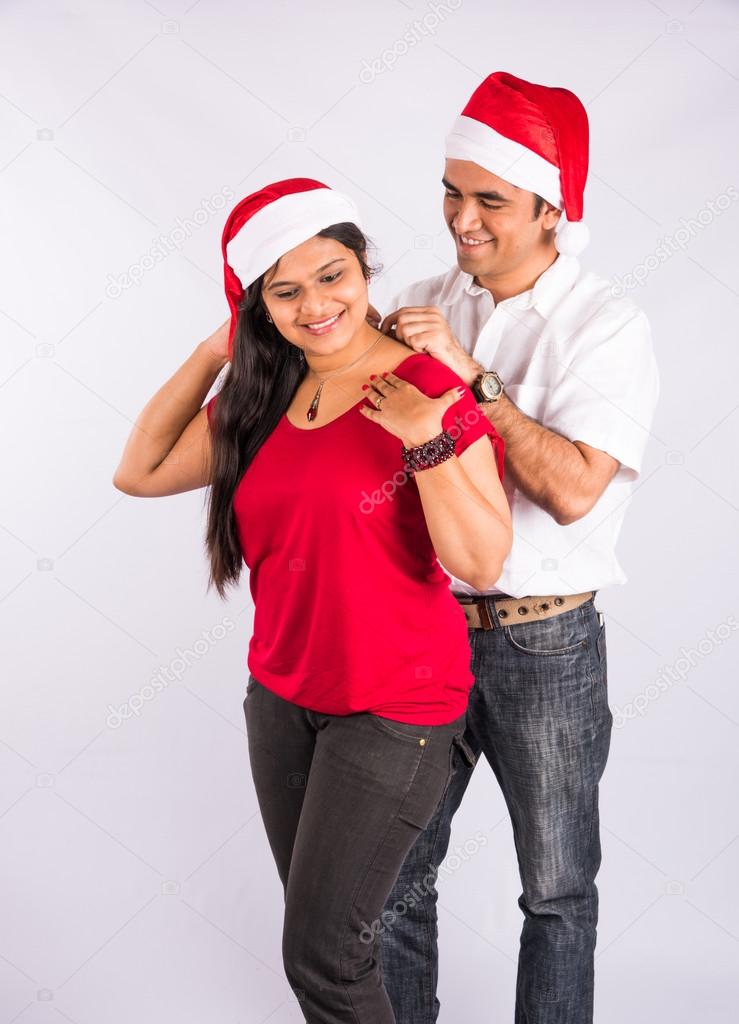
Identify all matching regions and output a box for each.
[541,204,562,231]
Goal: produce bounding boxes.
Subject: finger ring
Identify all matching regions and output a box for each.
[376,395,384,409]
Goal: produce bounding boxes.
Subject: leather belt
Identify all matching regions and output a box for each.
[454,591,595,630]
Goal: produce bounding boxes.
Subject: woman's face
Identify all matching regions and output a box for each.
[261,234,369,356]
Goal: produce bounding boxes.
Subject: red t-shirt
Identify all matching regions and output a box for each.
[206,352,504,724]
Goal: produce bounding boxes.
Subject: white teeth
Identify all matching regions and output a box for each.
[306,312,341,329]
[460,235,489,246]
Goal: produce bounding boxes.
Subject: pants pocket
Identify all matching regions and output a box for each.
[396,724,467,830]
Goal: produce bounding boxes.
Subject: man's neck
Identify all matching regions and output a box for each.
[473,246,559,305]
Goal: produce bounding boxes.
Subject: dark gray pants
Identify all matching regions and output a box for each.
[243,674,469,1023]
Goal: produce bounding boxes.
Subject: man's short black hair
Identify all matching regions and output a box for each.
[532,193,546,219]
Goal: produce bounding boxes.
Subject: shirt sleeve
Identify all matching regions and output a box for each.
[399,355,505,481]
[544,308,659,480]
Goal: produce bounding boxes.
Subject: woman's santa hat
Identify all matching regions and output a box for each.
[221,178,363,356]
[444,71,590,256]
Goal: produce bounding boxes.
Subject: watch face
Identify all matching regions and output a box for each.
[481,374,502,400]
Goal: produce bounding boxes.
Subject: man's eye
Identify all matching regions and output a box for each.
[480,202,503,210]
[444,191,461,200]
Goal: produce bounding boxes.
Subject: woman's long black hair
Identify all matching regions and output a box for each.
[204,222,379,598]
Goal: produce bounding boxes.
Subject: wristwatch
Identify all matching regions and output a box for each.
[471,369,504,403]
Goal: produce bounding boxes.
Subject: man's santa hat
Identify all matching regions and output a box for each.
[222,177,363,356]
[444,71,590,256]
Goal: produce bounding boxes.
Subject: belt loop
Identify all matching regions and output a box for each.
[478,598,493,630]
[483,595,506,630]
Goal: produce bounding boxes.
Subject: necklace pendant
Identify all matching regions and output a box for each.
[307,384,323,422]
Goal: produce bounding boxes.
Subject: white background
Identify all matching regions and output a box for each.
[1,0,738,1021]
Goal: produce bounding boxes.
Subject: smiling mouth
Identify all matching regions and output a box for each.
[301,310,345,334]
[457,234,494,248]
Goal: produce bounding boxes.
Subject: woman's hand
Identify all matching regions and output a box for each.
[358,370,464,448]
[201,318,231,367]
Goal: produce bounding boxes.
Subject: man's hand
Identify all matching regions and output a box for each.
[366,303,382,329]
[379,305,481,385]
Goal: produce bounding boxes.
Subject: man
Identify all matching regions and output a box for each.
[376,72,659,1024]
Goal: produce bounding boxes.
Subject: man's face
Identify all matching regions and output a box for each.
[443,158,559,280]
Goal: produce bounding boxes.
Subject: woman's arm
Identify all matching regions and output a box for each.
[359,369,512,590]
[414,435,512,591]
[112,320,230,498]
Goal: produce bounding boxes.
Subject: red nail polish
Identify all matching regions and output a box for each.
[369,374,376,380]
[361,384,369,390]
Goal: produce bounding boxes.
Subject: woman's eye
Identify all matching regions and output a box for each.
[275,291,297,300]
[321,271,342,283]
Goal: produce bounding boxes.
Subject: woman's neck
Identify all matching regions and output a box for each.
[303,322,384,378]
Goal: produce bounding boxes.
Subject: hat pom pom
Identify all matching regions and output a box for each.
[555,218,590,256]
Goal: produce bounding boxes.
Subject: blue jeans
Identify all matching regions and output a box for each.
[380,596,612,1023]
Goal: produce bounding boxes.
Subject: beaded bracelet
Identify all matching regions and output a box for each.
[401,430,456,475]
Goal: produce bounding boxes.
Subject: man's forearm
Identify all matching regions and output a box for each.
[439,347,599,525]
[480,395,595,523]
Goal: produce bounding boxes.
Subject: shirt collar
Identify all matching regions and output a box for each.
[439,253,580,320]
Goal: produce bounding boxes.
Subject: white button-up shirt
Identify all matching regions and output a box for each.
[390,254,660,597]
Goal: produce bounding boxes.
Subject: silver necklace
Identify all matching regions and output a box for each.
[305,332,384,422]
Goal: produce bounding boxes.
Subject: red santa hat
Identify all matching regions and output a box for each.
[222,177,363,355]
[444,71,590,256]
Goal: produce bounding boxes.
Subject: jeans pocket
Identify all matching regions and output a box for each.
[395,723,466,830]
[366,714,434,745]
[503,604,589,656]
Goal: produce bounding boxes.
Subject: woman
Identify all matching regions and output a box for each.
[113,177,511,1023]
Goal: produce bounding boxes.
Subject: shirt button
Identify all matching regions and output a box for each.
[419,738,426,747]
